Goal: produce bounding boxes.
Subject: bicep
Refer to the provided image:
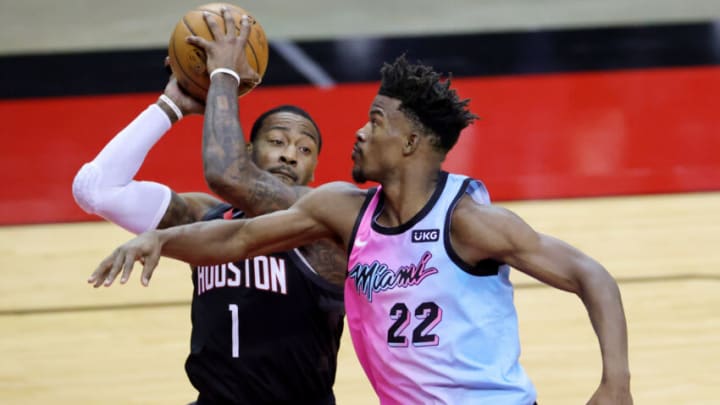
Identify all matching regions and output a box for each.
[454,201,598,294]
[504,232,598,293]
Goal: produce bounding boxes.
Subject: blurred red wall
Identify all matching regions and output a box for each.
[1,66,719,225]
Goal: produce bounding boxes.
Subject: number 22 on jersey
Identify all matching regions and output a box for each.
[387,301,442,347]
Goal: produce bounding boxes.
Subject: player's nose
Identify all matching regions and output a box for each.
[279,147,298,165]
[355,126,367,142]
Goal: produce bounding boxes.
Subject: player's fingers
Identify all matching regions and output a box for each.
[140,250,161,287]
[103,249,127,287]
[119,251,137,284]
[186,35,211,50]
[88,254,114,288]
[244,70,261,85]
[95,248,121,287]
[241,76,261,92]
[222,7,236,37]
[203,11,221,39]
[236,14,251,46]
[93,267,107,288]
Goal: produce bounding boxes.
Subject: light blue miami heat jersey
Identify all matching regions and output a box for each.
[345,171,536,405]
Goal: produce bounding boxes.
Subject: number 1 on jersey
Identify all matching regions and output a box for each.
[228,304,239,358]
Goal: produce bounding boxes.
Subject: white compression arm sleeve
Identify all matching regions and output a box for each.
[72,104,173,234]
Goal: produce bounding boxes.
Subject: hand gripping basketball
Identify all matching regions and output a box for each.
[167,2,268,100]
[187,8,261,88]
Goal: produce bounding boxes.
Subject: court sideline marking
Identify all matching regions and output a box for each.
[2,273,717,316]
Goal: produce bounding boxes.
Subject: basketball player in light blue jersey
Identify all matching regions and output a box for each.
[345,173,537,404]
[89,16,632,404]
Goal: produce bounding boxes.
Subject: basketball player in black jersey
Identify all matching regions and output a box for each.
[73,40,345,405]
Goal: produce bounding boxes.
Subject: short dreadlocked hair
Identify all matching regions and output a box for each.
[378,55,478,152]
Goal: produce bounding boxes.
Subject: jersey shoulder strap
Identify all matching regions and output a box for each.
[200,202,245,221]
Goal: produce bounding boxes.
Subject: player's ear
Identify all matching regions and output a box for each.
[246,143,253,154]
[402,132,420,155]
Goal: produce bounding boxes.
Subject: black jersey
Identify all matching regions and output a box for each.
[185,203,345,404]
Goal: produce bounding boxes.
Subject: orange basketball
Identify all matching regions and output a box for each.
[167,2,269,101]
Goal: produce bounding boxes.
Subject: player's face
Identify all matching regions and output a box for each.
[251,112,320,186]
[352,95,412,183]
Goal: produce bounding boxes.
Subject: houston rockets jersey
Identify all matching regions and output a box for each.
[186,203,344,404]
[345,172,536,404]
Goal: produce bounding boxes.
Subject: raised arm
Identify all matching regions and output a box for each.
[193,8,307,216]
[202,74,307,214]
[72,75,220,234]
[450,196,632,404]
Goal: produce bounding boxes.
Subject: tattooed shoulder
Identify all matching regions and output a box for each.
[157,192,199,229]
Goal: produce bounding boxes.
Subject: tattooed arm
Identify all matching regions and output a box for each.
[202,75,307,216]
[190,9,306,217]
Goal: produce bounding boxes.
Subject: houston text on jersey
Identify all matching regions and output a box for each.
[196,256,288,296]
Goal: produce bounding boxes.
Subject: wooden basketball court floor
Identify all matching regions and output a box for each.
[1,191,718,404]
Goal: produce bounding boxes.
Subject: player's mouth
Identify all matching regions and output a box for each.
[269,167,298,184]
[351,144,362,161]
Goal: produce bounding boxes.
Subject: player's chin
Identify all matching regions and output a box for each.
[281,176,298,186]
[351,167,368,184]
[272,172,297,185]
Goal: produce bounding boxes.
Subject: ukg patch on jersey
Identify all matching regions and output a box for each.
[411,228,439,242]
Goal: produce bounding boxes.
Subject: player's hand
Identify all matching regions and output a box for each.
[162,57,205,115]
[187,7,260,85]
[87,231,163,288]
[587,381,633,405]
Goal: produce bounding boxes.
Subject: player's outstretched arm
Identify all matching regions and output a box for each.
[450,197,632,405]
[88,182,360,287]
[88,206,325,288]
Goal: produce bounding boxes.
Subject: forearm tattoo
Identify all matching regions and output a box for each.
[203,76,301,216]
